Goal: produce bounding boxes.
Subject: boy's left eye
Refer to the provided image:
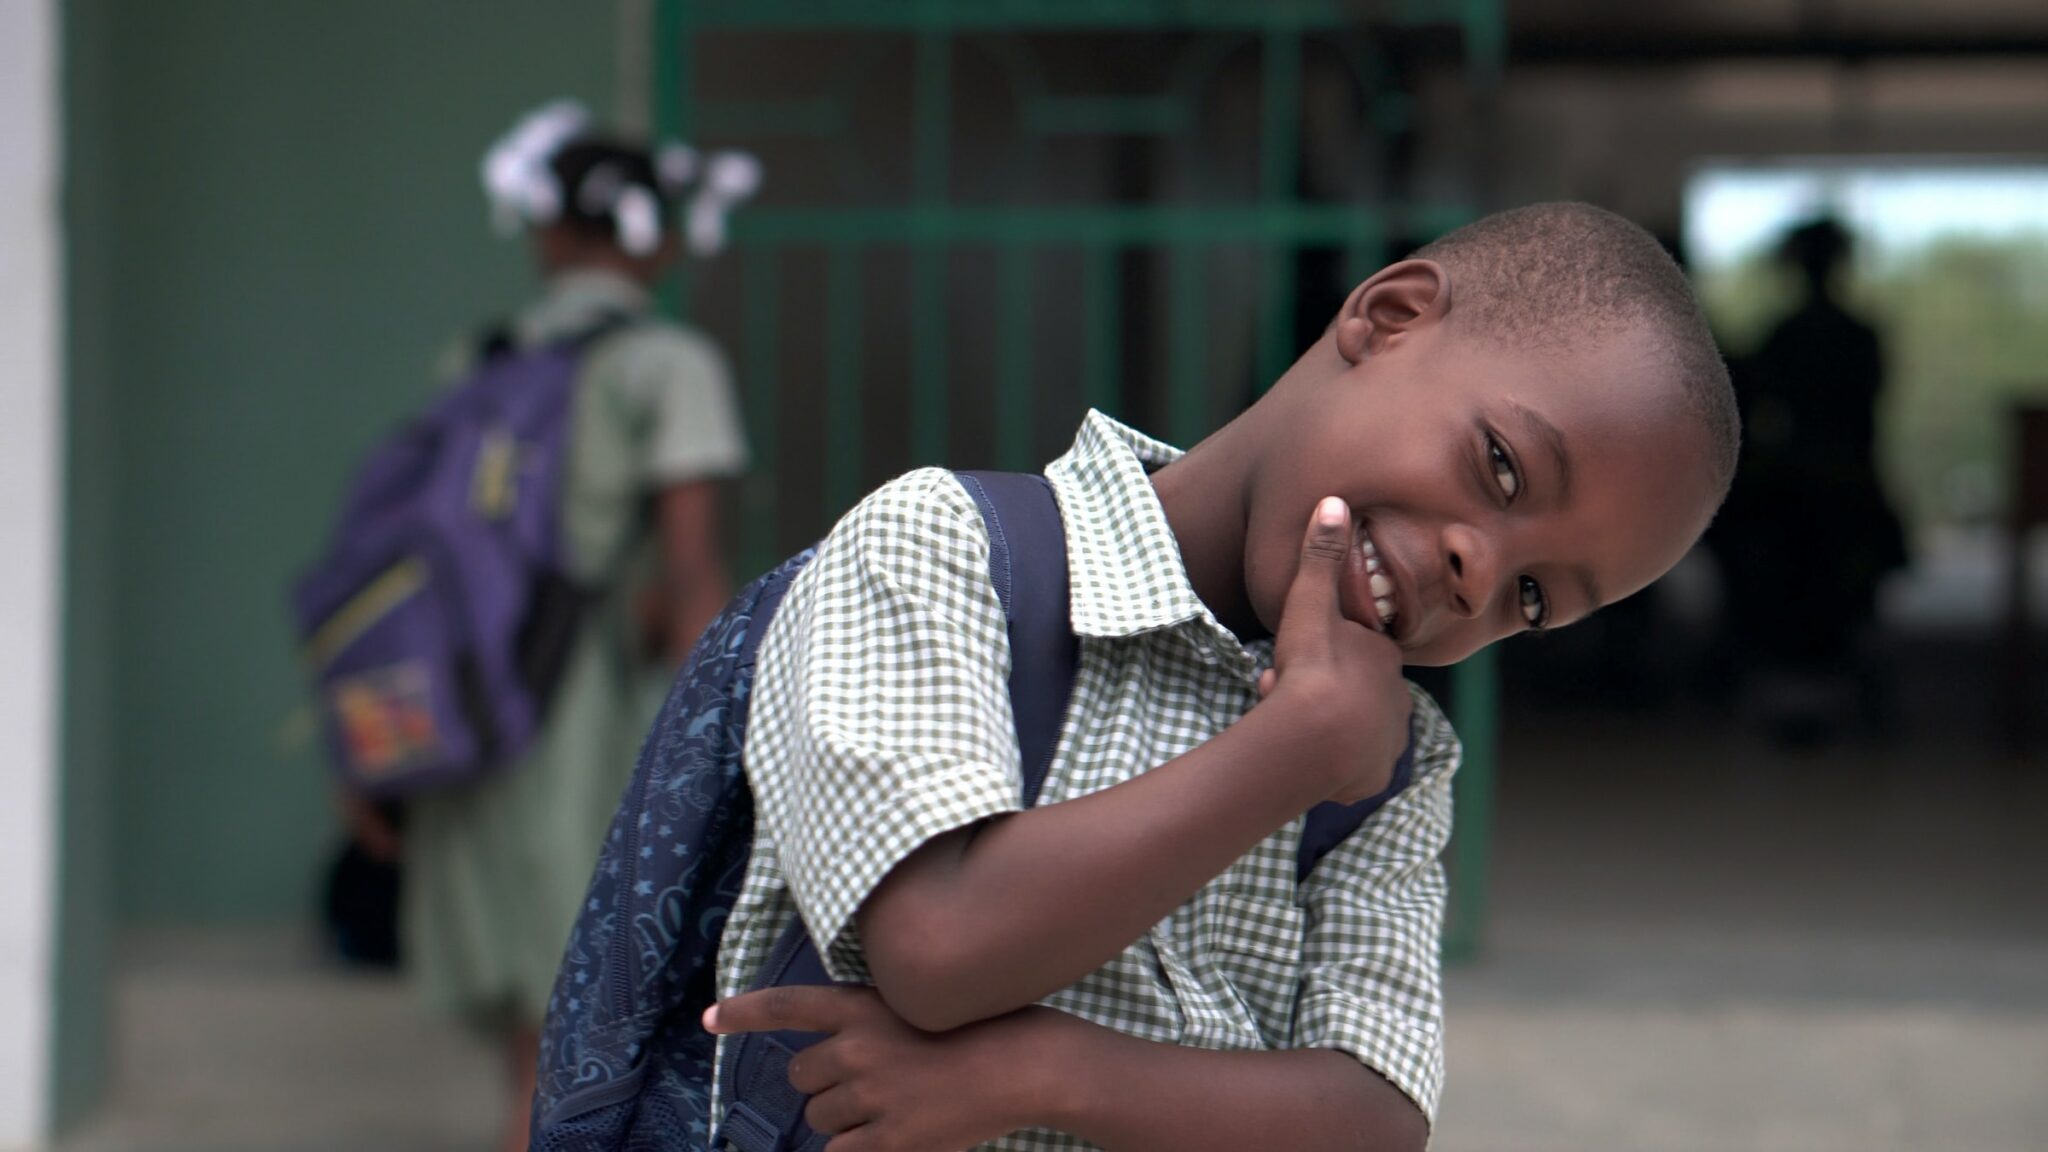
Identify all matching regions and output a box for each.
[1487,434,1520,500]
[1519,575,1549,628]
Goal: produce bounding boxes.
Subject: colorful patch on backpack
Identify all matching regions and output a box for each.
[330,663,440,777]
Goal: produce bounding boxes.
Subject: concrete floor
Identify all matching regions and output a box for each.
[1429,710,2048,1152]
[60,706,2048,1152]
[60,932,501,1152]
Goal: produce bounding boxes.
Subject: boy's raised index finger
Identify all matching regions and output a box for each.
[701,986,854,1036]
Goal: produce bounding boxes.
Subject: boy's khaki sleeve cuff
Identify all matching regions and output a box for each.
[1295,989,1446,1124]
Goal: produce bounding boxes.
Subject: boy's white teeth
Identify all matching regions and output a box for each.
[1358,525,1398,631]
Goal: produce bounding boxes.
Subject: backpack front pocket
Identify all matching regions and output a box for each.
[311,559,487,795]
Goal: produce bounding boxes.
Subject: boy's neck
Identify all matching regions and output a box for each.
[1150,425,1265,643]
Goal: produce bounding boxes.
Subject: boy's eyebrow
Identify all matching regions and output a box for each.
[1509,400,1573,505]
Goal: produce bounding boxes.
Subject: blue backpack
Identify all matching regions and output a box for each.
[531,472,1416,1152]
[292,320,625,799]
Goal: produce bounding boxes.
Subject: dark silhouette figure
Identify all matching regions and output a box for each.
[1713,218,1907,736]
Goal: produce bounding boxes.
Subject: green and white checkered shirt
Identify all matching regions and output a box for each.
[716,411,1460,1147]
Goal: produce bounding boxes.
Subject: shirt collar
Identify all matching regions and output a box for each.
[517,267,652,345]
[1044,411,1273,675]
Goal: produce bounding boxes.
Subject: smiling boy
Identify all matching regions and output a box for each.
[704,202,1738,1151]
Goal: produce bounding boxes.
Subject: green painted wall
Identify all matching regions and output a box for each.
[57,0,118,1124]
[81,0,620,926]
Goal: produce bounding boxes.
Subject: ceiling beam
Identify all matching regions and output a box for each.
[1510,28,2048,65]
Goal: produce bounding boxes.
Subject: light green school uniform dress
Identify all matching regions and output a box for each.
[405,267,749,1030]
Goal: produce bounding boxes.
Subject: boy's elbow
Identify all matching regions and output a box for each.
[876,978,984,1033]
[1330,1059,1429,1152]
[1364,1112,1429,1152]
[860,895,992,1032]
[858,832,1007,1031]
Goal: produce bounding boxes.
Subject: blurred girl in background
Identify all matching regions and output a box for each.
[343,100,758,1151]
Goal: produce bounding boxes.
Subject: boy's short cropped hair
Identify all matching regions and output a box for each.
[1412,202,1740,497]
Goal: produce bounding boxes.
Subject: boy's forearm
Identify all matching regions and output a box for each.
[1015,1008,1428,1152]
[704,988,1426,1152]
[858,693,1338,1031]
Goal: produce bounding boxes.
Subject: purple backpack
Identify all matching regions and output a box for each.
[293,319,627,799]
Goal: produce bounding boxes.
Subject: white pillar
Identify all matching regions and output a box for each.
[0,0,60,1145]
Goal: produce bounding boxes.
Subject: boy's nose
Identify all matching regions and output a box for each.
[1442,525,1495,620]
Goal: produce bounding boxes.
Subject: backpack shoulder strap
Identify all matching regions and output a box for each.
[562,309,638,353]
[463,311,634,377]
[1295,734,1416,881]
[954,471,1075,809]
[473,318,517,363]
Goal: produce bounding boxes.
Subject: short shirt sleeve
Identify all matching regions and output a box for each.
[604,324,751,485]
[1292,684,1460,1125]
[744,468,1023,981]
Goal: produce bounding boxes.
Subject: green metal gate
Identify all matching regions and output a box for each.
[654,0,1501,959]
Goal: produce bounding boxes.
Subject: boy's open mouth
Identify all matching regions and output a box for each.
[1352,520,1401,639]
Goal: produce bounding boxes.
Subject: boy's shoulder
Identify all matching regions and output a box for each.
[575,318,733,399]
[825,467,988,557]
[1402,681,1462,784]
[775,467,1001,639]
[593,316,724,366]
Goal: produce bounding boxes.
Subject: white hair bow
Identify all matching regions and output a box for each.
[480,98,763,257]
[685,150,763,256]
[481,98,592,234]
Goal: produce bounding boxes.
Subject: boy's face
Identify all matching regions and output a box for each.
[1246,307,1720,667]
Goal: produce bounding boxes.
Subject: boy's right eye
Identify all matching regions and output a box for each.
[1486,434,1520,500]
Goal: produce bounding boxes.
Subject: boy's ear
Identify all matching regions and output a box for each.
[1334,259,1449,365]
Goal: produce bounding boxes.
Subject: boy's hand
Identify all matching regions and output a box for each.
[705,987,1048,1151]
[1261,496,1410,805]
